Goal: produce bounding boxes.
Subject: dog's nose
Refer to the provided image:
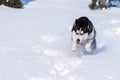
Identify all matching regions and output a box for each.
[77,39,80,44]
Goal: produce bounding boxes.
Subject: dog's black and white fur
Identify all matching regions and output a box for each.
[71,16,96,52]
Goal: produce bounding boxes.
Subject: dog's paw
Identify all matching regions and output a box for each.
[71,47,76,52]
[85,43,92,52]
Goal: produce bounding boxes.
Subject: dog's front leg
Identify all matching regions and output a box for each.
[72,41,77,52]
[85,42,91,52]
[85,39,94,52]
[71,31,77,52]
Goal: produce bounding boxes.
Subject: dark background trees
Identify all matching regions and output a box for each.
[89,0,120,10]
[0,0,22,8]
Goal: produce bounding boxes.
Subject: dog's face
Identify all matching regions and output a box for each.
[72,17,93,44]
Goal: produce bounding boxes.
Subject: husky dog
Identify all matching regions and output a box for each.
[71,16,96,52]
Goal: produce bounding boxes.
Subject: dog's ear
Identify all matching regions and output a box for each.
[75,19,78,24]
[72,19,78,32]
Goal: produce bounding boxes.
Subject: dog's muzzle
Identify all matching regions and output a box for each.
[76,33,89,44]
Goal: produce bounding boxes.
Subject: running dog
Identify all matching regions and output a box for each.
[71,16,96,52]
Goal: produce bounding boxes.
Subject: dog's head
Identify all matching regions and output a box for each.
[72,17,94,44]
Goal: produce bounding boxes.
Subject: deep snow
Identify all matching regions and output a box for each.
[0,0,120,80]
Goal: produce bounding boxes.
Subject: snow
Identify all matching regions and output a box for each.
[0,0,120,80]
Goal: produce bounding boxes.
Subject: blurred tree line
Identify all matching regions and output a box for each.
[89,0,120,10]
[0,0,22,8]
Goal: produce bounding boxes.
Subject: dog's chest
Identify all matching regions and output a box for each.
[79,33,88,44]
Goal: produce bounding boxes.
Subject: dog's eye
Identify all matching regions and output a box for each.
[76,33,79,35]
[76,30,80,35]
[80,31,84,35]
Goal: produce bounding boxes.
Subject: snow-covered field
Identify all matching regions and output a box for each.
[0,0,120,80]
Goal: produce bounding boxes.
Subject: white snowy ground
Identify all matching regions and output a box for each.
[0,0,120,80]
